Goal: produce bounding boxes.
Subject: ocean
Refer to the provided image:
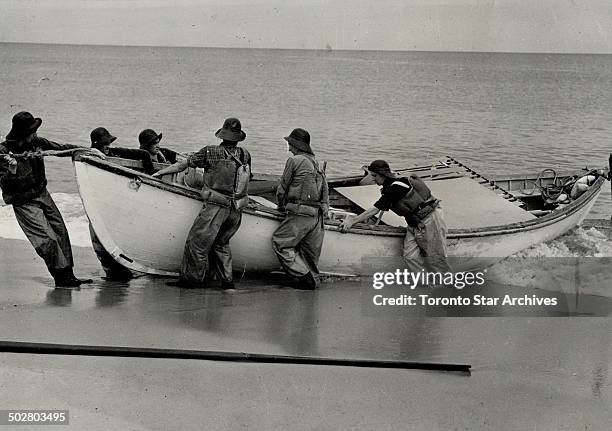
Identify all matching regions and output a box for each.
[0,42,611,249]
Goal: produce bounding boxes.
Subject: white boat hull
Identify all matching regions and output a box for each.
[74,159,603,276]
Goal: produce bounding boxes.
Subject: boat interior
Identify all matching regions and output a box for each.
[100,155,605,230]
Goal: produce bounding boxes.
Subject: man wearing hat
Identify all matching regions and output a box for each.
[339,160,451,274]
[152,117,251,289]
[0,111,104,287]
[88,127,152,280]
[90,127,157,174]
[138,129,179,165]
[271,128,329,290]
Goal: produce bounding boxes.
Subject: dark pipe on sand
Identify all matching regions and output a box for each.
[0,341,471,375]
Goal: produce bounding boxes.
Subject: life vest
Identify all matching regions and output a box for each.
[284,155,326,217]
[389,176,438,220]
[201,146,251,209]
[0,141,48,205]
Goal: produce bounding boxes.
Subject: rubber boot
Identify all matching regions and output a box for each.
[67,268,93,285]
[293,272,317,290]
[52,268,81,288]
[220,280,236,291]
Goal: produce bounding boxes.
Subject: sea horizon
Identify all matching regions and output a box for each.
[2,40,612,56]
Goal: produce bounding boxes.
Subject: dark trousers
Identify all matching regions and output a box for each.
[12,189,73,274]
[181,202,242,286]
[89,224,133,279]
[271,213,324,281]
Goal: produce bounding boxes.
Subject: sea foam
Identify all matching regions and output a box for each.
[0,193,93,248]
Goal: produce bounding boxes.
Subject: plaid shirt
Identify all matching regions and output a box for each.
[187,143,251,170]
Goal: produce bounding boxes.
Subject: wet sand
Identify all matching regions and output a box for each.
[1,238,610,430]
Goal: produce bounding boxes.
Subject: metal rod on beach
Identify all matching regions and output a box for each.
[0,341,471,375]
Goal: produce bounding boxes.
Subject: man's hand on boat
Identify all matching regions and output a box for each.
[151,159,189,178]
[339,206,380,232]
[84,148,106,159]
[339,217,354,232]
[72,148,106,160]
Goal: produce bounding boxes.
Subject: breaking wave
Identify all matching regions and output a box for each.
[0,193,92,248]
[488,227,612,296]
[516,226,612,258]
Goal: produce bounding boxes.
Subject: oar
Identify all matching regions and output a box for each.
[0,341,471,374]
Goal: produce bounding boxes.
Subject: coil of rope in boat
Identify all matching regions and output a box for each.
[521,168,603,204]
[520,169,571,202]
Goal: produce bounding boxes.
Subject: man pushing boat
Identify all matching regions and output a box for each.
[0,111,105,287]
[152,118,251,290]
[339,159,451,274]
[272,128,329,290]
[89,126,148,280]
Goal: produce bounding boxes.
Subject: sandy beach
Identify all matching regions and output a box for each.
[1,237,610,430]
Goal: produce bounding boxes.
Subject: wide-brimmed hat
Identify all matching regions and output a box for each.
[90,127,117,149]
[138,129,163,149]
[215,117,246,142]
[367,159,397,179]
[284,128,313,155]
[6,111,42,141]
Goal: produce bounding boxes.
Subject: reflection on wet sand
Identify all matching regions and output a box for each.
[95,281,130,308]
[45,288,73,307]
[172,284,320,356]
[1,267,610,431]
[51,274,606,370]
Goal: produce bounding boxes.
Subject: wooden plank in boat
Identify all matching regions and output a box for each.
[250,195,277,208]
[335,177,536,229]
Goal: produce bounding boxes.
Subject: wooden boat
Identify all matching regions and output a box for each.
[72,155,608,276]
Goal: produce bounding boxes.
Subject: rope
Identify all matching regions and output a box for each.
[521,168,605,204]
[520,168,578,203]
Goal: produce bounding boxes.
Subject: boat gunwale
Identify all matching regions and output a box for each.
[75,156,606,239]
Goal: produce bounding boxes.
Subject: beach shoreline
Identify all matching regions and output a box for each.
[1,236,610,430]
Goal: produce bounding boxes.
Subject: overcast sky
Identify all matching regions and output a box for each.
[1,0,611,53]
